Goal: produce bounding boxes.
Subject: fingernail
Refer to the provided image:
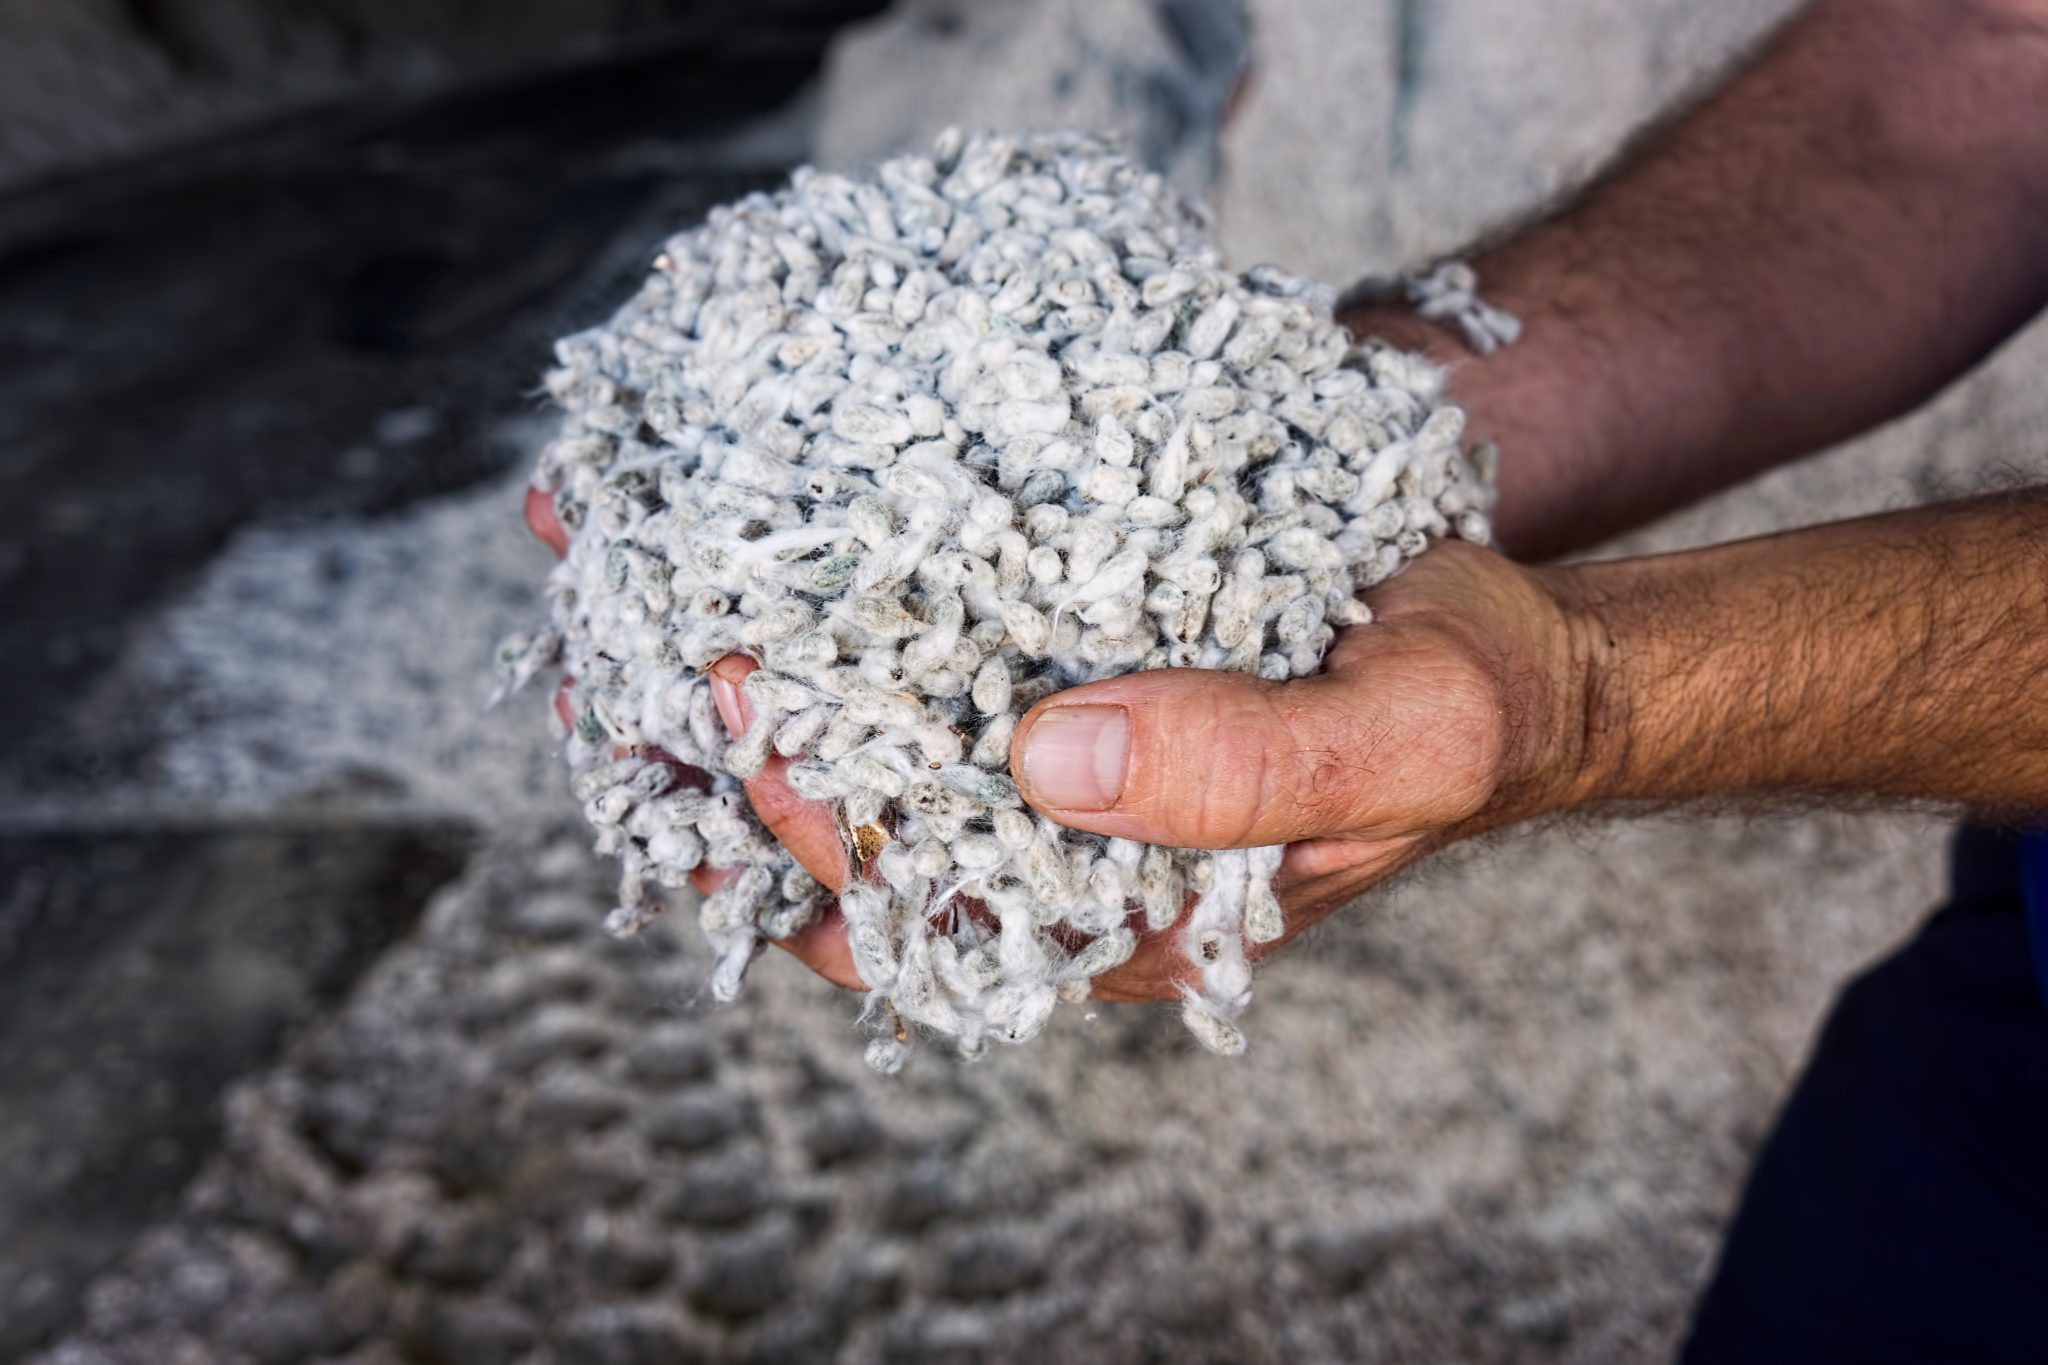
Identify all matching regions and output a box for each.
[710,673,753,737]
[524,484,568,558]
[1020,706,1128,810]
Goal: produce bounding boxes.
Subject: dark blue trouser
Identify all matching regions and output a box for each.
[1683,827,2048,1362]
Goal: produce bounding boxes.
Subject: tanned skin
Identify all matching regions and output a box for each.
[1008,496,2048,995]
[1353,0,2048,559]
[525,0,2048,1001]
[1555,493,2048,813]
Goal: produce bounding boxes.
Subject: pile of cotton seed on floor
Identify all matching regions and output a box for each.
[500,128,1498,1069]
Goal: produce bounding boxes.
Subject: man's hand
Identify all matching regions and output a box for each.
[521,0,2048,1010]
[713,536,1590,1002]
[1006,540,1585,997]
[528,482,1592,1000]
[531,477,2048,1003]
[527,486,865,990]
[1010,491,2048,1000]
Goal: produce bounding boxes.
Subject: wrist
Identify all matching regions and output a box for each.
[1530,544,1764,814]
[1336,300,1482,368]
[1533,561,1636,814]
[1438,556,1623,837]
[1342,284,1641,561]
[1488,552,1660,832]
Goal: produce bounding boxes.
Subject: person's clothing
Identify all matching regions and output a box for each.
[1683,826,2048,1364]
[2023,830,2048,1010]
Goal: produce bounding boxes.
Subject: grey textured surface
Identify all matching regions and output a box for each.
[0,10,864,1355]
[0,828,468,1359]
[19,817,1950,1365]
[11,0,2047,1359]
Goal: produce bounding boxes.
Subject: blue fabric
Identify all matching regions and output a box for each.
[1684,826,2048,1364]
[2023,831,2048,1011]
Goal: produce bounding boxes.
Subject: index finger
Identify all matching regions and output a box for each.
[525,485,569,557]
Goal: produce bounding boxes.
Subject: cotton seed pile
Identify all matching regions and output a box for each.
[503,129,1499,1069]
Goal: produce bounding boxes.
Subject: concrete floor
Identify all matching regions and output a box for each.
[11,1,2048,1360]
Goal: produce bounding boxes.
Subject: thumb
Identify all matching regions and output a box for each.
[1009,668,1372,848]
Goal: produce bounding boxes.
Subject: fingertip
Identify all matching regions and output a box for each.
[524,485,569,558]
[690,864,741,896]
[1086,914,1202,1003]
[708,654,759,736]
[771,906,864,992]
[706,652,848,891]
[708,653,759,686]
[744,754,851,891]
[1278,837,1354,882]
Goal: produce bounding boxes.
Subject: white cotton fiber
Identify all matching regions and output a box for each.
[500,129,1498,1067]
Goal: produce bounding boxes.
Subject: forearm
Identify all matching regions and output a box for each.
[1346,0,2048,559]
[1542,492,2048,815]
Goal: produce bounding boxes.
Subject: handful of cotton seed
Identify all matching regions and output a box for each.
[504,129,1500,1069]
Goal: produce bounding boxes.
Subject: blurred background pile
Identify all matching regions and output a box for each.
[5,1,2042,1360]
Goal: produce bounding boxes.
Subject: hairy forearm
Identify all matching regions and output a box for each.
[1538,492,2048,815]
[1346,0,2048,559]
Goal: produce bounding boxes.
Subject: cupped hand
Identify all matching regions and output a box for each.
[528,486,1588,1003]
[1006,538,1589,998]
[526,487,862,989]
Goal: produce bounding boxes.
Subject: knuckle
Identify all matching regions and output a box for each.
[1134,679,1272,847]
[1188,680,1295,846]
[1267,687,1381,838]
[1409,652,1510,820]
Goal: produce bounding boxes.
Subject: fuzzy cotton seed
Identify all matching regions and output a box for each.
[510,129,1503,1070]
